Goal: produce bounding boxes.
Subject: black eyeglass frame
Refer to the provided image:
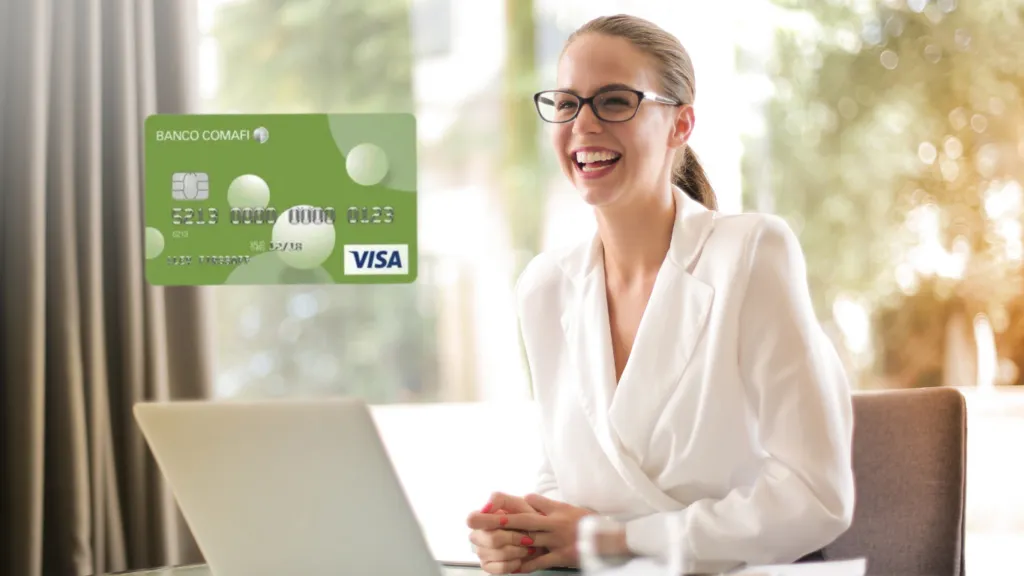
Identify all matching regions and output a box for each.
[532,87,682,124]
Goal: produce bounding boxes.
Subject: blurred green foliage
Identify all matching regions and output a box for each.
[747,0,1024,386]
[207,0,1024,394]
[504,0,546,279]
[213,0,415,113]
[208,0,440,402]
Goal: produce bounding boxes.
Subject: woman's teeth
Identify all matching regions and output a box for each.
[575,150,621,163]
[574,150,622,173]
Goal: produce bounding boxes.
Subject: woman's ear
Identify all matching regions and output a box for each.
[669,105,695,149]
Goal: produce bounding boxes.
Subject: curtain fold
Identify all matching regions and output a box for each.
[1,0,213,574]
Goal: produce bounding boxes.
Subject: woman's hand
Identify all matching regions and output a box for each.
[466,492,546,574]
[470,493,597,573]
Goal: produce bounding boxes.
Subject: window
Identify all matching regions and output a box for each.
[195,0,1024,569]
[411,0,453,58]
[199,0,447,402]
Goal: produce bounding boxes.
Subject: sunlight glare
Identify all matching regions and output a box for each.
[902,203,970,282]
[974,313,997,390]
[832,294,871,355]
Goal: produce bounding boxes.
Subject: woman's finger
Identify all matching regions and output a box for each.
[467,494,538,528]
[476,544,533,563]
[519,550,564,573]
[482,492,536,514]
[519,531,557,550]
[468,510,552,532]
[465,511,496,529]
[481,559,521,575]
[469,528,531,549]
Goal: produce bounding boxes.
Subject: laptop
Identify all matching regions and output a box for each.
[134,397,489,576]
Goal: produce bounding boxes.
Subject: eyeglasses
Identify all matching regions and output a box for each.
[533,88,681,124]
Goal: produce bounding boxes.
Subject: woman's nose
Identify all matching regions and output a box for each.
[572,104,603,134]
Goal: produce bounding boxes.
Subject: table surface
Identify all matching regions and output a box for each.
[93,558,875,576]
[97,563,578,576]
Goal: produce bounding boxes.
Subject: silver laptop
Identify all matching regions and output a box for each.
[134,397,474,576]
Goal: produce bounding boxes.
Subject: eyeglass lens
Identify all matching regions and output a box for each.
[536,90,640,123]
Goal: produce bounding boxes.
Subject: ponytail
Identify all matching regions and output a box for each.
[673,144,718,210]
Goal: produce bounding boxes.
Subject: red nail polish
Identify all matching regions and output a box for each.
[481,503,492,513]
[521,536,534,546]
[499,516,508,526]
[528,547,537,555]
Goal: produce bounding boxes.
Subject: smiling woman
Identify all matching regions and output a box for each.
[537,16,718,213]
[466,13,855,575]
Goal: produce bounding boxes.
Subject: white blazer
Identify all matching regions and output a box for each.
[515,186,855,566]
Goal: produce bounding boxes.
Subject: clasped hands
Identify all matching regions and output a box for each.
[465,492,594,574]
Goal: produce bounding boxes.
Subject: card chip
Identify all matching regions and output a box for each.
[172,172,209,200]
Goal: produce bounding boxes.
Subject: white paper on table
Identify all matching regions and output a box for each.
[577,557,866,576]
[731,558,867,576]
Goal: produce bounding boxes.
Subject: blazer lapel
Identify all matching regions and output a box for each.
[560,187,717,511]
[561,238,617,452]
[563,276,681,511]
[609,188,717,482]
[607,267,715,462]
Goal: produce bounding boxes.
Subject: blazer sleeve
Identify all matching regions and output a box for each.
[514,256,564,503]
[623,215,856,566]
[534,446,563,501]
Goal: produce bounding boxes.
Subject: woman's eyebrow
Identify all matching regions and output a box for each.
[556,83,635,95]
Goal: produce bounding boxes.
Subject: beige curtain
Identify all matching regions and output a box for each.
[1,0,214,574]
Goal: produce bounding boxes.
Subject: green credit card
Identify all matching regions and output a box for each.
[143,113,417,285]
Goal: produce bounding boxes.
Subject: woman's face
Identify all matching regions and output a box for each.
[551,33,689,208]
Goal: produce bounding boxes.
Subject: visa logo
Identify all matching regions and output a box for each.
[343,244,410,275]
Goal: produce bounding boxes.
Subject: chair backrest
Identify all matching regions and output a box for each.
[823,387,967,576]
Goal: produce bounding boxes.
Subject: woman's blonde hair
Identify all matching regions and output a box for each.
[564,14,718,210]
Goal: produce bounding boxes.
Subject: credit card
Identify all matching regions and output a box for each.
[143,113,417,285]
